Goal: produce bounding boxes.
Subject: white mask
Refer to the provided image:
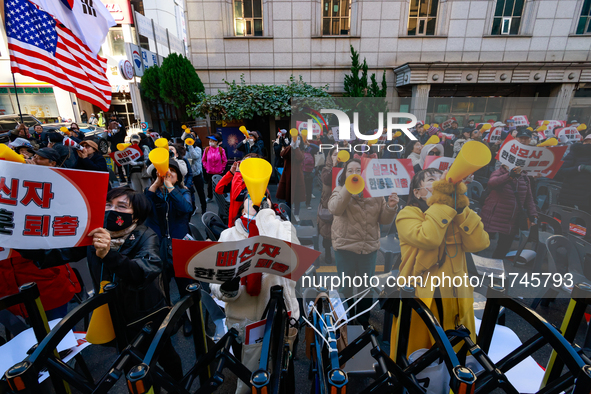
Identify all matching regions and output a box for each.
[423,190,432,200]
[243,212,257,220]
[209,141,216,147]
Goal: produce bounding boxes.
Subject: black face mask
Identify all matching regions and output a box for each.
[104,210,134,231]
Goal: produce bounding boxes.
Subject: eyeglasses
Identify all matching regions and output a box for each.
[428,151,440,156]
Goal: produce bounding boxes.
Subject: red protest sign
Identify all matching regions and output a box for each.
[173,236,321,284]
[510,116,529,126]
[112,145,143,166]
[555,127,582,143]
[495,135,567,179]
[331,159,415,195]
[424,156,455,172]
[0,161,109,249]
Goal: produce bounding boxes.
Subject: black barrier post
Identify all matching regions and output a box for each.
[477,286,505,354]
[450,366,477,394]
[572,366,591,394]
[126,364,153,394]
[186,283,211,386]
[395,286,415,366]
[105,282,128,352]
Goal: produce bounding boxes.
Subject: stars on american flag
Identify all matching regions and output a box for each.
[5,0,58,54]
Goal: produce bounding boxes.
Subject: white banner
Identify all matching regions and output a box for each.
[113,146,142,166]
[555,127,582,143]
[135,11,153,38]
[497,137,567,178]
[361,158,415,197]
[510,116,529,127]
[0,162,108,249]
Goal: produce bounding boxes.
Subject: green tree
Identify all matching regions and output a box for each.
[343,45,387,98]
[140,65,161,102]
[159,53,205,115]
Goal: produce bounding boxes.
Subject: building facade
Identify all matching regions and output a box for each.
[185,0,591,124]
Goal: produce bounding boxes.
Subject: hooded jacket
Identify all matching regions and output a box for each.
[391,202,490,357]
[215,170,246,227]
[210,209,300,334]
[328,185,398,254]
[557,143,591,214]
[417,144,445,171]
[480,166,537,234]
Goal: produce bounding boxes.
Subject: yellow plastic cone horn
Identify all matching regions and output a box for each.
[149,148,169,177]
[155,138,168,149]
[543,120,550,125]
[289,128,298,138]
[0,144,26,163]
[185,138,195,146]
[182,125,187,130]
[117,143,130,151]
[301,129,308,138]
[446,141,491,184]
[86,281,116,345]
[423,124,430,130]
[184,128,190,134]
[577,124,587,131]
[481,124,492,130]
[368,139,378,146]
[537,138,558,147]
[239,158,272,206]
[536,126,547,131]
[345,174,365,195]
[433,123,439,128]
[337,150,350,163]
[239,126,249,138]
[59,126,70,135]
[394,131,402,138]
[425,135,440,145]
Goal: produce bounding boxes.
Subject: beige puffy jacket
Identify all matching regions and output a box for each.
[328,186,398,254]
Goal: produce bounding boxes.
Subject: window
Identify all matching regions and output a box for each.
[407,0,438,35]
[322,0,350,36]
[234,0,263,36]
[576,0,591,34]
[491,0,525,35]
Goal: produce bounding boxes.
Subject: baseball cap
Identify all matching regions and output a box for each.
[515,128,532,139]
[130,134,141,142]
[493,121,506,127]
[35,147,60,162]
[80,140,98,151]
[584,134,591,141]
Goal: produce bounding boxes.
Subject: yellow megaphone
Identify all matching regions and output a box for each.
[239,126,249,138]
[543,120,550,125]
[423,124,430,130]
[155,138,168,149]
[345,174,365,195]
[149,148,169,177]
[240,158,272,207]
[577,124,587,131]
[481,123,492,130]
[59,126,70,135]
[337,150,350,163]
[368,139,378,146]
[394,131,402,138]
[290,128,298,138]
[527,127,534,131]
[86,281,116,345]
[536,126,547,131]
[301,129,308,138]
[185,138,195,146]
[425,135,440,145]
[117,143,130,151]
[0,144,25,163]
[182,125,188,130]
[433,123,439,128]
[537,138,558,147]
[446,141,491,184]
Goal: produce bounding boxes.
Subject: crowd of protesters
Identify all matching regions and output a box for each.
[1,115,591,392]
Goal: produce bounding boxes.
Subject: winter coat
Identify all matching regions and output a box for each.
[557,143,591,214]
[237,139,264,156]
[391,204,490,357]
[210,209,300,335]
[480,166,537,234]
[107,128,126,152]
[144,186,193,240]
[302,144,318,173]
[180,157,194,189]
[76,151,108,172]
[407,152,421,168]
[453,138,470,157]
[0,251,80,318]
[318,153,335,240]
[185,145,203,176]
[276,146,306,205]
[328,186,398,254]
[215,170,246,227]
[412,132,430,145]
[53,143,79,168]
[202,145,227,174]
[18,224,168,324]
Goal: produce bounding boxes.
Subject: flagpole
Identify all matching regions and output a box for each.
[11,73,24,124]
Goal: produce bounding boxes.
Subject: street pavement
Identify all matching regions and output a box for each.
[6,174,587,393]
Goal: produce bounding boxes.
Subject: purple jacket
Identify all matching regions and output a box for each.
[480,166,537,234]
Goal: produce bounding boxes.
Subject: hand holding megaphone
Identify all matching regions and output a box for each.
[345,174,365,195]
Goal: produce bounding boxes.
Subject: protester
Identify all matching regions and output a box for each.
[107,121,127,183]
[76,140,108,172]
[412,123,429,145]
[391,168,490,356]
[276,135,305,222]
[19,187,183,380]
[124,134,145,192]
[273,130,289,168]
[417,143,444,172]
[10,138,35,159]
[80,110,88,123]
[302,139,319,210]
[318,147,338,264]
[557,135,591,214]
[47,132,78,168]
[30,147,60,167]
[328,158,399,328]
[210,192,299,394]
[170,143,193,192]
[237,130,264,156]
[184,135,207,215]
[453,128,473,157]
[405,140,422,168]
[69,123,84,141]
[88,113,98,125]
[202,133,227,202]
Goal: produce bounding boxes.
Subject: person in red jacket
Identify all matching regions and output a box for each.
[0,249,81,320]
[215,153,262,227]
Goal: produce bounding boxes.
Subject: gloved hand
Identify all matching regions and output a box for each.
[509,167,521,178]
[580,165,591,174]
[221,276,240,293]
[428,179,470,211]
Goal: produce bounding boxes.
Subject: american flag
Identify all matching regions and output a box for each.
[4,0,112,111]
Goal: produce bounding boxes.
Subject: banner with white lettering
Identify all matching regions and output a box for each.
[441,117,457,130]
[172,237,321,284]
[495,136,567,179]
[510,116,529,127]
[484,127,504,144]
[536,120,566,130]
[112,145,142,166]
[424,156,455,172]
[554,127,582,143]
[331,158,415,196]
[0,162,109,249]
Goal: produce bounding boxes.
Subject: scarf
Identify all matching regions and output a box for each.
[107,223,137,250]
[239,216,262,296]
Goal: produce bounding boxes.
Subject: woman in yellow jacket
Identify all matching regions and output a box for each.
[390,168,490,357]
